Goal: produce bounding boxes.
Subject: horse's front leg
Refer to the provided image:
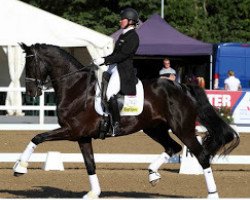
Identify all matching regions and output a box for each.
[13,127,70,176]
[78,137,101,199]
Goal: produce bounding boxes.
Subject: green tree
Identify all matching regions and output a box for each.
[20,0,250,42]
[205,0,250,42]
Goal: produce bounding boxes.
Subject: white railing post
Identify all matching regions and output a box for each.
[39,91,45,125]
[0,87,58,130]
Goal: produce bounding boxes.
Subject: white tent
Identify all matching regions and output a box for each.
[0,0,113,115]
[0,0,113,55]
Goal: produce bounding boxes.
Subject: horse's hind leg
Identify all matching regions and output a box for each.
[174,124,219,198]
[186,135,218,198]
[13,127,70,176]
[143,123,182,186]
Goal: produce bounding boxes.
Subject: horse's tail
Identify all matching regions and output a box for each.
[186,84,240,157]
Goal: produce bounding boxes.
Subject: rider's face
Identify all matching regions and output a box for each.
[120,18,128,29]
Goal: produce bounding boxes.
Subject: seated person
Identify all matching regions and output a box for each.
[159,58,176,81]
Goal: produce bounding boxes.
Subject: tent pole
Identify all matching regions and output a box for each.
[209,55,213,90]
[161,0,164,18]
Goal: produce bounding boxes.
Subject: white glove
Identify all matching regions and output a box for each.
[93,57,105,66]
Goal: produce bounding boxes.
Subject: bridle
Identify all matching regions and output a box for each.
[25,53,45,97]
[24,50,98,108]
[25,52,97,84]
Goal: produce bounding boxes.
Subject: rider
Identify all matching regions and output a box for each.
[93,8,140,136]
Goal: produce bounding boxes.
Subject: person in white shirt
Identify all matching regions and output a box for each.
[224,70,242,91]
[159,58,176,81]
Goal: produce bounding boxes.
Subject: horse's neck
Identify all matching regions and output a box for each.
[46,55,93,103]
[49,60,77,80]
[47,56,79,83]
[50,69,94,105]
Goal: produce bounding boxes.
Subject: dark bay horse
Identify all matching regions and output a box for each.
[14,43,239,199]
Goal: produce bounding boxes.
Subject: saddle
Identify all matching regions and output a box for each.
[95,81,144,116]
[94,72,144,139]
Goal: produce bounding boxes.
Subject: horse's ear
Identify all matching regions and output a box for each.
[19,42,28,51]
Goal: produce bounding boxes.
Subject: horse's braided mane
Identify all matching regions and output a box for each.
[33,43,87,70]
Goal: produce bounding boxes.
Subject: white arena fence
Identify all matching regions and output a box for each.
[1,87,250,132]
[0,87,250,168]
[1,152,250,174]
[1,153,250,165]
[0,87,59,130]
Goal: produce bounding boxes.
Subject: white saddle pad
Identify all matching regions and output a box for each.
[95,80,144,116]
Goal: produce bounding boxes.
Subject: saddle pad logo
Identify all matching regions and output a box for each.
[122,96,139,113]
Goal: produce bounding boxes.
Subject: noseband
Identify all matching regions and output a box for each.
[25,53,45,97]
[25,48,97,110]
[26,52,96,81]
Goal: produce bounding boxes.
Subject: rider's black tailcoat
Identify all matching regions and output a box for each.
[104,29,139,95]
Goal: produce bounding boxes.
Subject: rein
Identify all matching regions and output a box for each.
[25,53,97,89]
[50,66,95,83]
[25,52,98,110]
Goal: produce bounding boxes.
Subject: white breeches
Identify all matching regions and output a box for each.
[106,65,120,101]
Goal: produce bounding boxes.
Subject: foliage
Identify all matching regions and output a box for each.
[20,0,250,42]
[214,106,234,124]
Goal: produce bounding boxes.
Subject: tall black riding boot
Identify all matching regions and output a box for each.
[101,71,111,112]
[108,96,121,136]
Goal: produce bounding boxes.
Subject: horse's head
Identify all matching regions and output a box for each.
[20,43,49,97]
[21,42,97,98]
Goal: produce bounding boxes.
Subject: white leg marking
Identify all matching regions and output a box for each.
[148,152,170,186]
[83,174,101,199]
[204,167,219,198]
[13,142,37,174]
[148,152,170,172]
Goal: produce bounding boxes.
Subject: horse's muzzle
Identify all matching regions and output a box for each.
[26,88,42,97]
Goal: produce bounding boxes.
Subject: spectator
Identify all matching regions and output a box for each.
[194,64,206,88]
[159,58,176,81]
[197,76,205,88]
[224,70,242,91]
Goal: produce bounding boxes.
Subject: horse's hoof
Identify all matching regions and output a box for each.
[149,171,161,187]
[13,172,25,177]
[13,160,28,174]
[207,192,219,199]
[83,191,99,199]
[150,178,160,186]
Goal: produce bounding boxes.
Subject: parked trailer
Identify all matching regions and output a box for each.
[214,43,250,90]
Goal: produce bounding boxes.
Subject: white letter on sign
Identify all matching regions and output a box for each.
[222,95,231,107]
[214,95,222,106]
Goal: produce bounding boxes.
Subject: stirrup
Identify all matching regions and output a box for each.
[111,122,121,137]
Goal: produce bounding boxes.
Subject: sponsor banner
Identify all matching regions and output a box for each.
[205,90,250,124]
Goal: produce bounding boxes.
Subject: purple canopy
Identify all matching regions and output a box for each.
[111,14,213,56]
